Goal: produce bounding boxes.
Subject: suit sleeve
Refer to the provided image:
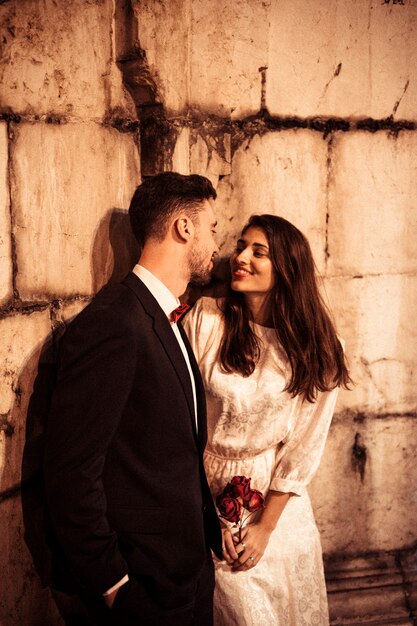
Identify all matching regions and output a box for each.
[43,304,137,595]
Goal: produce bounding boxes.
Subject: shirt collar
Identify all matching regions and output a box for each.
[132,264,179,319]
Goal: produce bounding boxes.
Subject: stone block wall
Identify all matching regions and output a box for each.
[0,0,416,623]
[0,1,141,623]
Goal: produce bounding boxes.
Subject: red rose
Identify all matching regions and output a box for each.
[230,475,252,503]
[216,495,242,524]
[246,488,265,512]
[222,482,237,498]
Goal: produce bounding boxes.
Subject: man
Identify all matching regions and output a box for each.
[43,172,223,625]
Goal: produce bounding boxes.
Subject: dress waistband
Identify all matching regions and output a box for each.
[204,445,280,463]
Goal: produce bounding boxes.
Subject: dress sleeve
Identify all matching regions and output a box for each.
[182,297,222,363]
[269,386,339,496]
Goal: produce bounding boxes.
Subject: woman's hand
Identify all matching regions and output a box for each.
[229,490,292,572]
[231,523,272,571]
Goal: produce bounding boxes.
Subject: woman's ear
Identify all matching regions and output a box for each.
[174,215,194,242]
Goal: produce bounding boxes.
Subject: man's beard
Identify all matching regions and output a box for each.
[188,242,213,286]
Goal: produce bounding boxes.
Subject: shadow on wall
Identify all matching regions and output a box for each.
[16,208,139,626]
[0,342,63,625]
[91,208,140,294]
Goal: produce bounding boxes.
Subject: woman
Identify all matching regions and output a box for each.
[183,214,350,625]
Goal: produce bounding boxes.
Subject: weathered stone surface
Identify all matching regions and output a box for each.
[0,0,134,119]
[48,299,90,352]
[0,122,12,306]
[0,309,51,491]
[400,547,417,617]
[171,127,232,187]
[325,551,417,624]
[132,0,191,114]
[215,131,329,271]
[132,0,268,118]
[328,132,417,277]
[171,127,191,174]
[310,414,417,555]
[59,299,90,326]
[190,0,269,119]
[133,0,417,120]
[0,496,63,626]
[266,0,417,119]
[190,130,231,188]
[324,274,417,414]
[10,122,140,299]
[325,552,415,625]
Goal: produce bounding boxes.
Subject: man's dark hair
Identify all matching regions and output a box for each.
[129,172,217,247]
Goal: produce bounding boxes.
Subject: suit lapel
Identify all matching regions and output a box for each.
[122,273,197,432]
[178,320,207,448]
[153,315,196,429]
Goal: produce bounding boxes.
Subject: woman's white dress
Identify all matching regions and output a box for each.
[183,297,339,626]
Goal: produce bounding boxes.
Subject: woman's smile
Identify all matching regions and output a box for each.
[232,265,254,279]
[230,227,275,296]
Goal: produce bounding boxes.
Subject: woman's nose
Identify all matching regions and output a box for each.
[236,249,250,263]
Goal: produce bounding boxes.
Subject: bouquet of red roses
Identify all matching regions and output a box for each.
[216,475,265,541]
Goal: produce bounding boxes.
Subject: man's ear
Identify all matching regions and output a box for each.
[174,215,194,242]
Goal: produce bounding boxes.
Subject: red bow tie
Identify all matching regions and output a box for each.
[170,303,190,324]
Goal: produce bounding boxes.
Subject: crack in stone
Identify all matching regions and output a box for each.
[327,269,417,279]
[360,356,386,400]
[1,107,415,146]
[333,409,417,424]
[258,66,268,111]
[6,121,20,309]
[0,413,14,437]
[317,62,343,107]
[392,78,410,117]
[324,136,335,267]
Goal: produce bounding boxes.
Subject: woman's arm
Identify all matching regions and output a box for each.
[223,490,292,571]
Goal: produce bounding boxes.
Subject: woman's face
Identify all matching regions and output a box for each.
[230,226,275,296]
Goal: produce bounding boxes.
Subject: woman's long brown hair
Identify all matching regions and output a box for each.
[219,214,351,402]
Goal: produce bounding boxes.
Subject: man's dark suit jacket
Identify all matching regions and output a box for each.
[43,272,222,618]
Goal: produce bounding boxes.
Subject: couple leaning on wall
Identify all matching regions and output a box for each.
[28,172,350,626]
